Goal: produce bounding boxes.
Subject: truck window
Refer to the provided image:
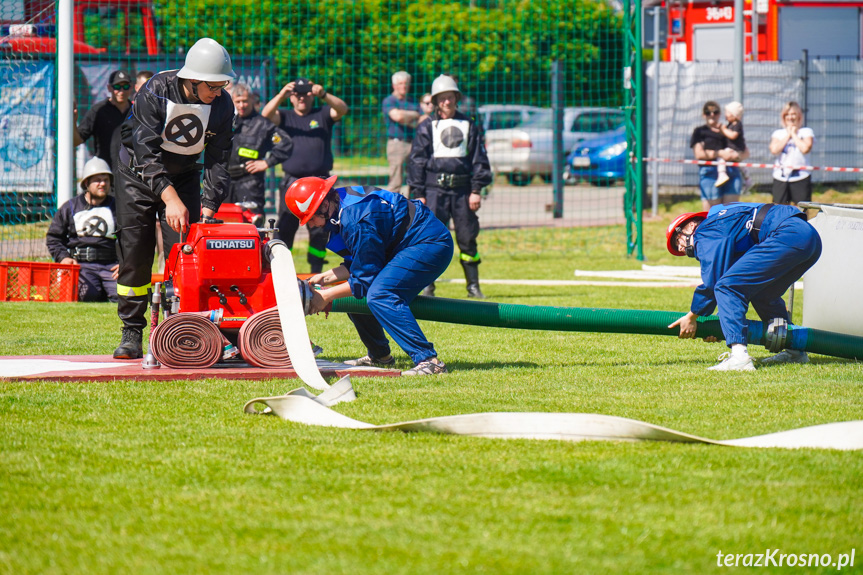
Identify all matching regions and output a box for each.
[82,7,148,53]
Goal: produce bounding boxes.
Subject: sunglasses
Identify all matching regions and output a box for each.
[705,110,721,116]
[204,81,230,91]
[112,83,131,90]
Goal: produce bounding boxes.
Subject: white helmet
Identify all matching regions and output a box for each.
[177,38,236,82]
[80,157,112,190]
[430,74,461,101]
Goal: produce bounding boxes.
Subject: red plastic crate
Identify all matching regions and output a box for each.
[0,261,80,302]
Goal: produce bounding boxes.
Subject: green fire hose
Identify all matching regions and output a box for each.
[329,296,863,361]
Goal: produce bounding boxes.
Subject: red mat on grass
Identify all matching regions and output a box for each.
[0,355,401,382]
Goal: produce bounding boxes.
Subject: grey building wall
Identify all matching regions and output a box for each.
[646,60,863,188]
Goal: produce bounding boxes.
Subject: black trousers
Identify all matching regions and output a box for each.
[115,163,201,330]
[226,175,265,215]
[424,186,480,260]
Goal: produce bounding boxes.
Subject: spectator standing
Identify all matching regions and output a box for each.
[382,71,421,194]
[689,101,748,211]
[46,157,119,303]
[418,92,434,124]
[74,70,133,170]
[769,101,815,205]
[226,83,293,222]
[408,74,492,299]
[113,38,235,359]
[262,77,348,273]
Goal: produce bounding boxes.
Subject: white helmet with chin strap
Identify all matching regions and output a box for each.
[79,157,112,190]
[177,38,236,83]
[430,74,461,104]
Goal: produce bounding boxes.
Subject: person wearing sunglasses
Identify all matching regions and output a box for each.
[261,77,349,274]
[689,100,749,211]
[112,38,236,359]
[74,69,133,170]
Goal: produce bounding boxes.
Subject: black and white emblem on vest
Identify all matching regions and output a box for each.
[161,101,212,155]
[432,118,469,158]
[73,206,116,238]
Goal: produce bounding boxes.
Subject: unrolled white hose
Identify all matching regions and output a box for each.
[244,387,863,451]
[267,241,332,391]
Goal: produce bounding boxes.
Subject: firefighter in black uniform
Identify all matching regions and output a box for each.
[408,74,492,298]
[46,157,119,303]
[225,83,293,223]
[112,37,236,359]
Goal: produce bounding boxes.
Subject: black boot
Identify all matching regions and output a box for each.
[461,261,485,299]
[113,327,143,359]
[421,282,436,297]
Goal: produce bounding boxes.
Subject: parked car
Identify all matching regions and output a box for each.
[477,104,542,133]
[485,107,625,186]
[563,126,627,186]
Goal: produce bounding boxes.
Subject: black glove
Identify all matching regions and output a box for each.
[202,216,224,224]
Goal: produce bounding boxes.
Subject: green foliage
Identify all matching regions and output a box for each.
[153,0,625,156]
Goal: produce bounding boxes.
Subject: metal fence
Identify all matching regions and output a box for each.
[645,59,863,189]
[0,0,630,263]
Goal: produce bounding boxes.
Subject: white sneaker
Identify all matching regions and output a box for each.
[708,351,756,371]
[714,172,730,187]
[761,349,809,364]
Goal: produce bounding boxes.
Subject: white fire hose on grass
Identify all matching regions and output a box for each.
[251,242,863,451]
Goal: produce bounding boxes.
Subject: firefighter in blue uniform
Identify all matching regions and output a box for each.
[284,176,453,376]
[667,203,822,371]
[112,38,236,359]
[408,74,492,298]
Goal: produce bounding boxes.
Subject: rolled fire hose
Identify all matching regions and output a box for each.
[329,297,863,361]
[150,310,235,369]
[237,307,293,369]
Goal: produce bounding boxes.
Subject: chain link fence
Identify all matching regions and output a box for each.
[1,0,630,263]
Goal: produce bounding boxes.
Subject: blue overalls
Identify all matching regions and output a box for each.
[326,186,454,363]
[691,203,822,346]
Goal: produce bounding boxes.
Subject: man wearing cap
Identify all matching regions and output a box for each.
[46,157,119,303]
[112,37,235,359]
[261,77,348,273]
[74,70,133,170]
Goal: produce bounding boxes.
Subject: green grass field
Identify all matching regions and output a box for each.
[2,196,862,574]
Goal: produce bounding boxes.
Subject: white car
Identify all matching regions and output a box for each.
[477,104,542,133]
[485,107,625,186]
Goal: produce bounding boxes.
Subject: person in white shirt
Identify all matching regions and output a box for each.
[769,101,815,205]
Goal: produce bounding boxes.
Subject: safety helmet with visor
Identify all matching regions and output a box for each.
[430,74,461,105]
[284,176,338,226]
[79,157,113,191]
[177,38,236,83]
[666,212,707,257]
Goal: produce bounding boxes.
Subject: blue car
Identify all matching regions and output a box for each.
[563,126,626,186]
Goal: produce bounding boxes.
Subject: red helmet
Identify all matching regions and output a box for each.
[284,175,338,225]
[666,212,707,256]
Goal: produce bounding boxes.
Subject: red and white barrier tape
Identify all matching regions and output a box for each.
[641,157,863,174]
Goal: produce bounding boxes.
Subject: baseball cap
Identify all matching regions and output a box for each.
[109,70,132,85]
[293,78,313,94]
